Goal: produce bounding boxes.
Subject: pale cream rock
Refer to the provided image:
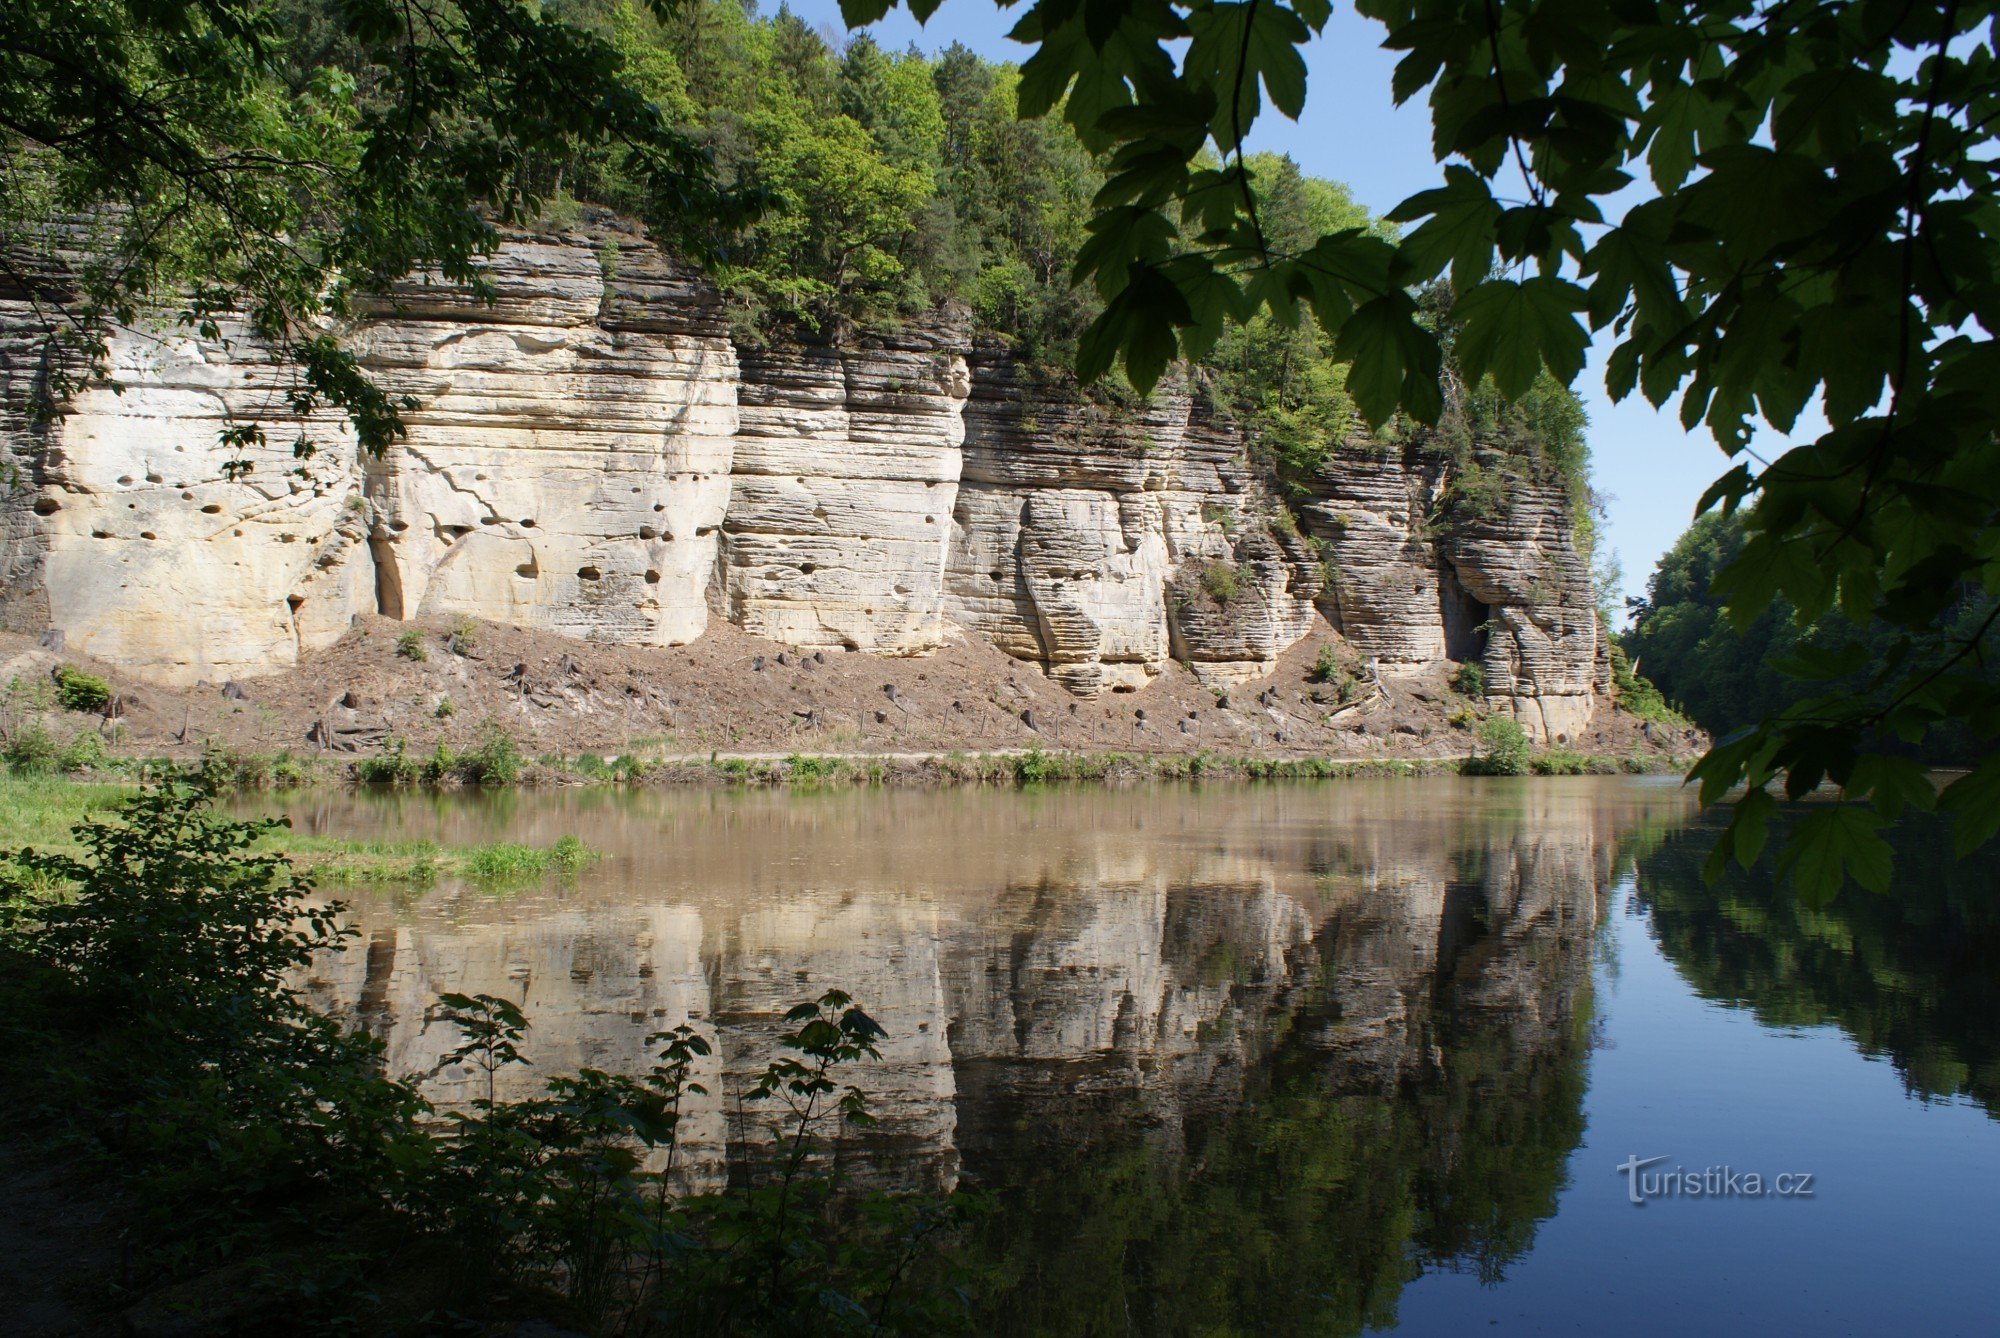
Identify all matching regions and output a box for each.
[1,226,1599,735]
[357,235,740,649]
[718,325,969,654]
[3,313,370,685]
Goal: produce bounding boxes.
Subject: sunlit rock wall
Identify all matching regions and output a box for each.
[718,322,969,654]
[0,293,373,683]
[1,222,1594,732]
[356,233,739,648]
[946,354,1319,695]
[1441,479,1600,743]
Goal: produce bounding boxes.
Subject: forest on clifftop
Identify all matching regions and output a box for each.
[267,0,1595,530]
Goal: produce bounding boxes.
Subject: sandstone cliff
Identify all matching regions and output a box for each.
[1,225,1604,740]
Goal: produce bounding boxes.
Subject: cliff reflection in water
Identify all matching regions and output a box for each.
[293,779,1692,1333]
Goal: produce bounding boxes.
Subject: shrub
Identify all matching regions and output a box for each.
[395,630,427,662]
[1,787,974,1332]
[460,728,522,785]
[1015,747,1061,784]
[3,721,61,776]
[434,695,455,719]
[785,754,846,784]
[1608,642,1692,729]
[53,666,111,714]
[447,619,479,655]
[356,739,422,785]
[1531,747,1593,776]
[1465,715,1531,776]
[1199,561,1243,605]
[1307,644,1342,684]
[1451,661,1487,698]
[57,730,115,775]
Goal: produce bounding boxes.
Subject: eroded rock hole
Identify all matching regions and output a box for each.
[1439,564,1490,665]
[577,565,602,581]
[369,536,405,619]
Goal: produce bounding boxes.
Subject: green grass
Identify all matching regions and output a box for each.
[0,777,596,888]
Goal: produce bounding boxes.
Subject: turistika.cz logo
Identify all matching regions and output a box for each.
[1616,1155,1816,1205]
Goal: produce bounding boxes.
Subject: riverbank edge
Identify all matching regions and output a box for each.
[10,741,1698,795]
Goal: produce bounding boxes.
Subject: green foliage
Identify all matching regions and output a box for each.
[1,786,977,1331]
[434,695,456,719]
[394,630,427,662]
[1306,644,1342,685]
[458,836,597,886]
[2,720,61,777]
[424,727,526,786]
[196,743,313,791]
[1606,642,1689,731]
[1530,748,1592,777]
[52,667,111,714]
[0,783,420,1268]
[1625,512,1989,768]
[355,739,421,785]
[1464,716,1531,777]
[1014,747,1059,785]
[1198,560,1243,606]
[6,0,740,458]
[1450,661,1486,699]
[830,0,2000,899]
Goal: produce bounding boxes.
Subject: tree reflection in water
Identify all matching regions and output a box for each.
[1635,815,2000,1116]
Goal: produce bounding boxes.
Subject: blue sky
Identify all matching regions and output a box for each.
[781,0,1766,616]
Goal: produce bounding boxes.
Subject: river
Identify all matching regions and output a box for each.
[265,777,2000,1335]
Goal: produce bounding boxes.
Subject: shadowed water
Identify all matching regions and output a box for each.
[267,778,2000,1334]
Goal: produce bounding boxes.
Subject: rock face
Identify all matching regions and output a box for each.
[1294,443,1601,742]
[0,225,1601,735]
[947,353,1322,694]
[720,324,969,655]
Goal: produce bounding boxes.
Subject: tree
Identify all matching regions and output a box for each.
[1,0,739,458]
[842,0,2000,902]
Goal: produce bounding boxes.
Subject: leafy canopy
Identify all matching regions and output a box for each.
[0,0,740,456]
[842,0,2000,903]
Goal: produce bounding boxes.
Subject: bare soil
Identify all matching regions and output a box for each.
[0,615,1701,776]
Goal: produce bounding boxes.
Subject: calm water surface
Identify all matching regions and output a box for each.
[267,778,2000,1335]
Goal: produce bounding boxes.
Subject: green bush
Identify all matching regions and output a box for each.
[356,740,421,785]
[1451,661,1487,698]
[1015,747,1061,785]
[1465,715,1532,776]
[53,666,111,714]
[1530,747,1593,776]
[57,730,115,775]
[0,786,975,1332]
[3,721,61,776]
[1608,642,1692,729]
[460,728,522,785]
[395,630,427,662]
[1199,561,1244,605]
[1307,644,1342,684]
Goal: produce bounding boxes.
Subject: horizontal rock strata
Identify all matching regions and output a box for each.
[1,223,1600,735]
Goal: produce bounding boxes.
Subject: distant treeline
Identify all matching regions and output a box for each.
[1622,512,1996,761]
